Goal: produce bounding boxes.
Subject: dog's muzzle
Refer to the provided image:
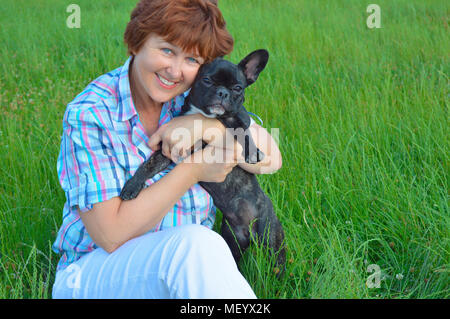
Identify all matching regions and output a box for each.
[208,105,225,116]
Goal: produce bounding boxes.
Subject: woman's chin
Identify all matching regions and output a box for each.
[150,86,187,104]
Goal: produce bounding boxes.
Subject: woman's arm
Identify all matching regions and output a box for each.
[149,114,282,175]
[80,162,197,253]
[80,147,238,253]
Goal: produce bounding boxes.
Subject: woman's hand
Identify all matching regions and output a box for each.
[182,145,240,183]
[148,113,225,162]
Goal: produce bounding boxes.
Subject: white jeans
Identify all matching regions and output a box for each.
[52,224,256,299]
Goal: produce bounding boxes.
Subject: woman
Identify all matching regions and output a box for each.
[52,0,282,298]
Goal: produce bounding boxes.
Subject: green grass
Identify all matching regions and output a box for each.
[0,0,448,298]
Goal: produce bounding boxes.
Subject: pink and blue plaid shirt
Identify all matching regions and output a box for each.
[52,57,215,271]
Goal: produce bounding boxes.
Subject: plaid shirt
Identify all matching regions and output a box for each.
[52,57,215,271]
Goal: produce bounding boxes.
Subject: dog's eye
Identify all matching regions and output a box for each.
[233,85,243,93]
[202,77,212,86]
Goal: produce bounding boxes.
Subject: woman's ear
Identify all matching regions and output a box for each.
[238,49,269,87]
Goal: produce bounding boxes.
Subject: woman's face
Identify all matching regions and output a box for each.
[131,34,205,106]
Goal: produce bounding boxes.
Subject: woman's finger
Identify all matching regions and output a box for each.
[148,133,162,150]
[171,144,186,163]
[162,141,171,159]
[222,147,239,164]
[148,124,167,150]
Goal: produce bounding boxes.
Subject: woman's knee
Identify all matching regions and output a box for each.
[161,224,253,298]
[177,224,220,239]
[173,224,229,252]
[163,224,234,267]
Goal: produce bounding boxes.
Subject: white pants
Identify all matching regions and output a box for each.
[52,224,256,299]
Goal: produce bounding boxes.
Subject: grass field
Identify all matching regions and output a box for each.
[0,0,448,298]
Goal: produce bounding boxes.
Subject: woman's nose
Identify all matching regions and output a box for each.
[167,58,183,80]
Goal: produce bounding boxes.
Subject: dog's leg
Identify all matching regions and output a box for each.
[258,209,286,270]
[243,133,265,164]
[120,150,172,200]
[219,197,258,265]
[235,108,264,164]
[218,116,264,164]
[221,216,252,265]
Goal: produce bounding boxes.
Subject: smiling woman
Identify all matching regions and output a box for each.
[128,35,204,129]
[50,0,277,299]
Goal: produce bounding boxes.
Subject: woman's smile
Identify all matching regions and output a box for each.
[155,73,179,89]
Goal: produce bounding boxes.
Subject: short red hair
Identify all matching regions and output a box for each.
[124,0,234,63]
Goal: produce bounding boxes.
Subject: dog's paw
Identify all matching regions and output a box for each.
[244,149,265,164]
[119,180,145,201]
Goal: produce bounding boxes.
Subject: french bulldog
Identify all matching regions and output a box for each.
[120,50,286,270]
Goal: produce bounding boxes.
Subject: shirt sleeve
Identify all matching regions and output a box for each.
[57,105,126,213]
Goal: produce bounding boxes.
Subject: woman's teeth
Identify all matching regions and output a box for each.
[157,74,176,86]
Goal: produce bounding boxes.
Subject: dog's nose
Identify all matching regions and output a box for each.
[216,87,229,100]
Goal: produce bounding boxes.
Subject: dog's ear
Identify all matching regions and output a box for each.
[238,49,269,87]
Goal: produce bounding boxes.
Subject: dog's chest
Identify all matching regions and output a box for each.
[183,103,217,119]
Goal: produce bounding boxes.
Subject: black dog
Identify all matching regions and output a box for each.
[120,50,286,269]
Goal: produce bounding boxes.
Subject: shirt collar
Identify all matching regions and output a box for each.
[113,56,138,122]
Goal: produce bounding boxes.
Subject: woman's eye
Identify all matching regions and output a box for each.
[161,48,173,55]
[187,57,199,64]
